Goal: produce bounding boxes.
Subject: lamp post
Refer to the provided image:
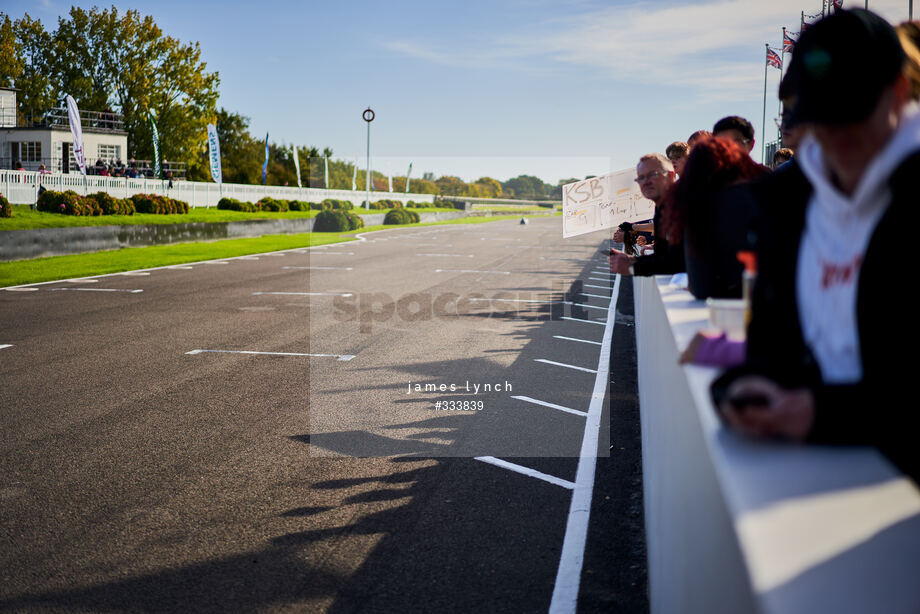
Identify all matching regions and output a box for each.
[363,107,375,210]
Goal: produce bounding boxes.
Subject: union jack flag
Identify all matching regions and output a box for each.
[801,11,821,32]
[783,29,797,53]
[831,0,843,11]
[767,47,783,69]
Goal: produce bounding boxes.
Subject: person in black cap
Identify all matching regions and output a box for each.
[711,9,920,482]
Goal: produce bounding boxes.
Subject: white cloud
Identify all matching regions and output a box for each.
[384,0,912,103]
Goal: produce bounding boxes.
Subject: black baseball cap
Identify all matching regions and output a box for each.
[781,9,905,126]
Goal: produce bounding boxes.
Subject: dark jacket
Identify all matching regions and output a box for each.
[711,154,919,481]
[631,204,686,276]
[684,182,759,299]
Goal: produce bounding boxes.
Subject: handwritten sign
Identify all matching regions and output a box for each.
[562,168,655,238]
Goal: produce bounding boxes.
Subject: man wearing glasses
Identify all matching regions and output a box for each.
[609,153,684,276]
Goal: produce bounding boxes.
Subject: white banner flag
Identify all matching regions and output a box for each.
[207,123,222,184]
[324,156,329,188]
[65,95,86,175]
[561,168,655,239]
[352,161,357,190]
[291,143,302,188]
[406,162,412,192]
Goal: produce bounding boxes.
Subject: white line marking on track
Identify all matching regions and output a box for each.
[0,344,12,350]
[584,284,613,290]
[474,457,575,489]
[263,253,286,257]
[560,316,605,325]
[186,349,355,361]
[49,288,143,293]
[579,293,611,300]
[549,273,621,614]
[169,266,194,269]
[435,269,510,275]
[0,244,326,291]
[534,359,597,374]
[66,279,98,283]
[310,251,354,255]
[416,253,474,258]
[122,271,151,275]
[564,302,608,311]
[591,271,616,276]
[553,335,602,346]
[204,261,229,265]
[252,291,352,297]
[282,266,354,270]
[3,288,39,292]
[510,395,587,417]
[587,277,613,282]
[468,298,551,304]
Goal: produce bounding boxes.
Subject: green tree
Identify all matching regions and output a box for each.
[50,7,219,180]
[0,14,24,89]
[13,14,55,124]
[502,175,550,200]
[434,175,466,196]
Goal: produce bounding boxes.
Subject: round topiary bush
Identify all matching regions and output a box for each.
[313,209,351,232]
[384,208,420,225]
[343,210,365,230]
[0,192,11,218]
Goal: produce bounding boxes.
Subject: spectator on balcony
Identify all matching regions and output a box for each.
[712,9,920,482]
[14,160,24,171]
[609,153,684,276]
[38,163,50,174]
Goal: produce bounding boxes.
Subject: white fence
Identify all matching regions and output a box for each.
[0,170,436,208]
[635,275,920,614]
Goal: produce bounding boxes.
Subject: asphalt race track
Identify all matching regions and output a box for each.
[0,216,647,613]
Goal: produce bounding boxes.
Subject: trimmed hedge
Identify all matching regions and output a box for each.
[384,208,420,225]
[0,192,11,218]
[90,192,135,215]
[321,198,353,210]
[311,208,364,232]
[343,210,364,231]
[366,199,402,210]
[131,193,189,215]
[313,209,350,232]
[257,197,289,212]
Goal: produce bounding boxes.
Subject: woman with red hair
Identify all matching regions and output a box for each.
[661,136,769,299]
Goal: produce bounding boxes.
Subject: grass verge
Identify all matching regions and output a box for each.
[0,213,559,288]
[0,233,349,287]
[0,204,462,231]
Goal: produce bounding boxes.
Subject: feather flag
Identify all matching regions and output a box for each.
[291,143,302,188]
[261,132,269,185]
[207,123,222,184]
[65,95,87,175]
[406,162,413,193]
[148,111,161,179]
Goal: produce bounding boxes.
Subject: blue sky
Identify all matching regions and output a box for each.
[5,0,915,183]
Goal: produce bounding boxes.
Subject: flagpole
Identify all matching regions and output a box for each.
[762,44,769,165]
